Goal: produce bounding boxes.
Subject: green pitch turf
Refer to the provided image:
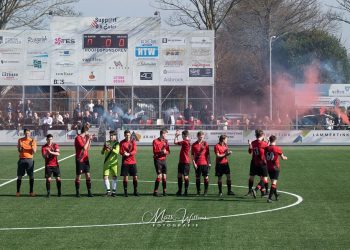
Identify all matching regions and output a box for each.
[0,145,349,249]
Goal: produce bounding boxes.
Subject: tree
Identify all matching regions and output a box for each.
[273,30,350,83]
[154,0,241,31]
[0,0,79,30]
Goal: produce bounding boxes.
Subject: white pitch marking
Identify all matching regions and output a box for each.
[0,181,303,231]
[0,154,75,188]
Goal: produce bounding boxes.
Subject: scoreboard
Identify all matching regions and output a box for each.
[83,34,128,49]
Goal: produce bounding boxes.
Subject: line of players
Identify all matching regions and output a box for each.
[15,125,287,203]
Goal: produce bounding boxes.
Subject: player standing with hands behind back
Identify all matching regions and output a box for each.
[174,130,191,196]
[16,128,37,197]
[74,123,94,197]
[265,135,288,203]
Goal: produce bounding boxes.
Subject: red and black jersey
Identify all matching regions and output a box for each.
[120,139,137,165]
[214,143,229,164]
[42,143,59,167]
[75,135,89,162]
[249,139,268,165]
[153,138,170,160]
[266,145,283,170]
[175,139,191,164]
[191,140,210,165]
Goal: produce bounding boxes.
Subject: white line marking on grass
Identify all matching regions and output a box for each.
[0,181,303,231]
[0,154,75,188]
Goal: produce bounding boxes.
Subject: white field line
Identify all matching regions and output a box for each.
[0,154,75,188]
[0,180,303,231]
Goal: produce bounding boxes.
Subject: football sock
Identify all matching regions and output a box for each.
[112,178,117,192]
[75,179,80,192]
[123,180,128,193]
[46,179,50,193]
[264,179,269,193]
[162,177,167,192]
[196,178,200,193]
[56,179,61,194]
[177,177,183,192]
[269,184,276,200]
[16,179,22,193]
[248,179,253,190]
[133,178,138,192]
[227,180,232,192]
[29,178,34,193]
[86,178,92,191]
[255,179,263,191]
[104,179,110,192]
[204,178,209,192]
[184,179,189,192]
[218,180,222,193]
[154,177,160,192]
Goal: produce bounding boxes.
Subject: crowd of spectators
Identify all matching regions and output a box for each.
[1,100,349,135]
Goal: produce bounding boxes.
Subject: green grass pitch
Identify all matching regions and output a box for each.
[0,145,349,249]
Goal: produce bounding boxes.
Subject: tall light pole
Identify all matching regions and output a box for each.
[269,35,277,121]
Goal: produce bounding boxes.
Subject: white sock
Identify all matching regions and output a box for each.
[112,178,117,192]
[104,179,110,191]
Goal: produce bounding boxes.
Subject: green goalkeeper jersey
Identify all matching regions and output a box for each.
[102,140,120,169]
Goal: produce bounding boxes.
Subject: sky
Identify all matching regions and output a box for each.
[76,0,350,52]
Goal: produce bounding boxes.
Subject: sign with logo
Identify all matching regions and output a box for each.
[189,68,213,77]
[135,46,159,58]
[140,72,153,80]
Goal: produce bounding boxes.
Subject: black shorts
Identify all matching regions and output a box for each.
[249,161,268,177]
[154,159,167,175]
[215,163,230,177]
[76,160,90,175]
[121,164,138,176]
[178,163,190,176]
[17,158,34,177]
[195,165,209,177]
[268,167,280,180]
[45,166,61,178]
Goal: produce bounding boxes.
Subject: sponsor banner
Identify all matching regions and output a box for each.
[24,30,51,84]
[0,30,25,85]
[79,51,106,85]
[0,130,350,145]
[189,68,213,77]
[132,34,160,85]
[117,130,243,145]
[328,84,350,97]
[105,51,131,85]
[50,32,79,85]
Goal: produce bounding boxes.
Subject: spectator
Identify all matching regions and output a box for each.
[123,108,133,124]
[243,115,250,131]
[16,112,24,134]
[54,112,64,125]
[187,116,195,130]
[16,100,24,114]
[93,99,104,117]
[6,102,13,116]
[24,100,33,118]
[91,112,101,126]
[220,116,228,130]
[82,110,92,125]
[199,104,211,126]
[167,111,176,130]
[86,99,94,113]
[0,111,4,129]
[63,113,71,129]
[32,112,40,136]
[5,113,14,129]
[184,103,194,121]
[42,112,53,136]
[73,103,81,122]
[208,114,217,130]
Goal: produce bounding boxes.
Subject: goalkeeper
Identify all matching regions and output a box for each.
[101,130,120,197]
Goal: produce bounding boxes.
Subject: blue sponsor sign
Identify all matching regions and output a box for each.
[135,46,159,58]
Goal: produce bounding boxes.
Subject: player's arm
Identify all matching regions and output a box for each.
[191,145,197,168]
[129,141,137,156]
[281,154,288,160]
[165,142,170,155]
[31,140,37,154]
[41,146,48,158]
[206,144,211,166]
[174,130,180,144]
[248,140,253,154]
[17,139,22,153]
[49,145,60,156]
[113,144,120,155]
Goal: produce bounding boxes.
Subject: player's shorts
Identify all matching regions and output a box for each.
[45,166,61,178]
[76,160,90,175]
[120,164,138,176]
[178,163,190,176]
[17,158,34,177]
[154,159,167,175]
[215,163,230,177]
[268,167,280,180]
[249,161,268,177]
[103,164,118,177]
[195,165,209,177]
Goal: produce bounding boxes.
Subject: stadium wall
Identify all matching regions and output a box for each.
[1,129,350,146]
